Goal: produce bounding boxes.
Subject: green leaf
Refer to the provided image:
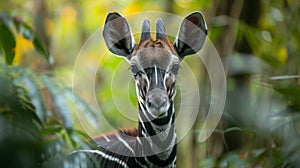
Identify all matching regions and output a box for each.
[274,85,300,111]
[72,130,93,144]
[13,18,54,65]
[21,70,48,122]
[64,88,99,128]
[0,14,15,65]
[41,126,63,135]
[275,86,300,102]
[41,75,74,130]
[0,64,43,138]
[33,36,54,64]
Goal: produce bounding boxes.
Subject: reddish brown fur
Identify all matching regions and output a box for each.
[131,38,178,70]
[135,38,176,55]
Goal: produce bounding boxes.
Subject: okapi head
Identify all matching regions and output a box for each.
[103,12,207,121]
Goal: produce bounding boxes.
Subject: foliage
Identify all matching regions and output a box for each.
[0,13,95,167]
[204,0,300,167]
[0,12,53,65]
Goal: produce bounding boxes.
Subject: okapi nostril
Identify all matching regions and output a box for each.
[161,101,166,107]
[147,101,152,108]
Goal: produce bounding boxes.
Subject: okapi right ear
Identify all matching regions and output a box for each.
[103,12,135,59]
[174,12,207,59]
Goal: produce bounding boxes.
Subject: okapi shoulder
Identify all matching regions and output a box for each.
[93,128,138,156]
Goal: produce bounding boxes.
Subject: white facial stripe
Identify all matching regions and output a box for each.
[155,64,158,85]
[163,73,169,89]
[136,83,145,104]
[139,72,150,91]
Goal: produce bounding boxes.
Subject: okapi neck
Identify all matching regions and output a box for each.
[135,103,177,160]
[137,102,176,137]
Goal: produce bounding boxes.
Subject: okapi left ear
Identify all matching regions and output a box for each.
[103,12,135,59]
[174,12,207,59]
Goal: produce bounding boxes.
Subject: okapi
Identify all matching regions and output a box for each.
[71,12,207,168]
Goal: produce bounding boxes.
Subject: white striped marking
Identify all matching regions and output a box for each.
[115,133,135,155]
[154,64,158,85]
[137,136,142,144]
[102,135,111,142]
[72,150,129,168]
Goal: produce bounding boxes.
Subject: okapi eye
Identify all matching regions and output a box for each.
[129,64,140,74]
[171,64,180,75]
[133,71,144,80]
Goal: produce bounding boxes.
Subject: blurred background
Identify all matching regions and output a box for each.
[0,0,300,167]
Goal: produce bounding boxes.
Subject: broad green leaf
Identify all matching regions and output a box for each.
[0,14,15,65]
[0,64,42,138]
[64,88,99,128]
[72,130,93,144]
[14,18,54,64]
[41,75,74,130]
[11,72,43,129]
[21,70,48,122]
[41,127,63,135]
[33,36,54,64]
[275,86,300,104]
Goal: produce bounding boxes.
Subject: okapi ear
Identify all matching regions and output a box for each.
[173,12,207,59]
[103,12,135,59]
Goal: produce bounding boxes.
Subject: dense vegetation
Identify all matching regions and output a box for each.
[0,0,299,167]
